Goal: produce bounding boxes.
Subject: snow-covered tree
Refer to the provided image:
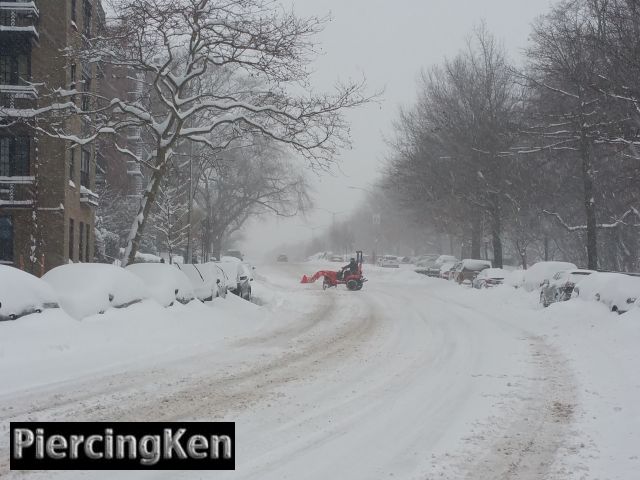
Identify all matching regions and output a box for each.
[11,0,371,266]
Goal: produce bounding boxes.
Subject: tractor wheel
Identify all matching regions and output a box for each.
[322,277,331,290]
[346,279,359,291]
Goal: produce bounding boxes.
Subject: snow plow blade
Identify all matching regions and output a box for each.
[301,275,312,284]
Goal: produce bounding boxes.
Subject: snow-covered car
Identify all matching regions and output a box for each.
[451,259,492,284]
[415,254,438,268]
[539,269,594,307]
[225,250,243,261]
[472,268,508,289]
[216,261,253,301]
[573,272,640,314]
[378,255,400,268]
[42,264,149,319]
[277,254,288,262]
[174,262,227,301]
[426,255,458,277]
[329,255,344,262]
[126,263,195,307]
[440,261,457,280]
[505,269,525,289]
[522,261,578,292]
[0,265,59,321]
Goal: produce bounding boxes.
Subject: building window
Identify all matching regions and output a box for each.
[83,0,92,36]
[0,53,30,85]
[0,136,30,177]
[80,149,90,187]
[0,216,13,263]
[81,66,91,111]
[70,63,76,88]
[68,218,75,261]
[79,222,84,262]
[69,148,76,183]
[71,0,77,22]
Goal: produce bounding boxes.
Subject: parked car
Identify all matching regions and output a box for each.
[522,261,578,292]
[216,261,253,301]
[426,255,458,277]
[573,272,640,313]
[277,254,288,262]
[539,269,594,307]
[440,261,458,280]
[224,250,244,261]
[378,255,400,268]
[472,268,508,289]
[329,255,344,262]
[174,262,227,301]
[451,259,492,284]
[0,265,59,321]
[42,264,149,319]
[126,263,195,307]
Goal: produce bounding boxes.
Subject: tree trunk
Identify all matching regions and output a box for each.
[123,158,167,267]
[211,235,223,261]
[580,135,598,270]
[471,211,482,259]
[490,199,503,268]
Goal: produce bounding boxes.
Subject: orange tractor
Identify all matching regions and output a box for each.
[301,251,367,291]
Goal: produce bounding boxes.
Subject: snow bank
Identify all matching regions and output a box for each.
[42,264,150,319]
[126,263,194,307]
[0,265,59,321]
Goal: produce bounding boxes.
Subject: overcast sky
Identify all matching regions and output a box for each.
[241,0,554,259]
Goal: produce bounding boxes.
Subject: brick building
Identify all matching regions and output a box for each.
[0,0,131,274]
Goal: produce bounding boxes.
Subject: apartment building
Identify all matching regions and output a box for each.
[0,0,111,274]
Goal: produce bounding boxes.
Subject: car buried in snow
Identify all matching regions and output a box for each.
[539,269,594,307]
[573,272,640,314]
[216,261,253,301]
[378,255,401,268]
[472,268,508,289]
[0,265,60,321]
[450,259,492,285]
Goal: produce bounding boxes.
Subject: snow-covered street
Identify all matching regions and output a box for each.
[1,263,639,479]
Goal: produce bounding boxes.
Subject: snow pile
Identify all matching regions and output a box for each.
[42,264,150,319]
[126,263,194,306]
[522,261,577,291]
[0,265,59,321]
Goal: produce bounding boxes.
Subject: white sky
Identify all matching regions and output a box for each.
[241,0,554,259]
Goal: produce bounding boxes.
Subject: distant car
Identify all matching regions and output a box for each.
[378,255,400,268]
[329,255,344,262]
[426,255,458,277]
[225,250,244,261]
[472,268,508,289]
[400,256,412,264]
[573,272,640,314]
[539,269,594,307]
[0,265,59,321]
[522,261,578,292]
[126,263,195,307]
[174,262,227,301]
[217,261,253,301]
[277,254,288,262]
[451,259,492,284]
[415,254,439,269]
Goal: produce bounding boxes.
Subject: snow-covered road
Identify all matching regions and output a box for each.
[1,263,638,479]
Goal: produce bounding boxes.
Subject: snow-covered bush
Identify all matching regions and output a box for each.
[42,264,150,319]
[0,265,59,321]
[126,263,195,307]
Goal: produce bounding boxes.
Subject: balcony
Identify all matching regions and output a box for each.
[0,175,35,208]
[79,185,99,207]
[0,1,39,40]
[0,84,37,110]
